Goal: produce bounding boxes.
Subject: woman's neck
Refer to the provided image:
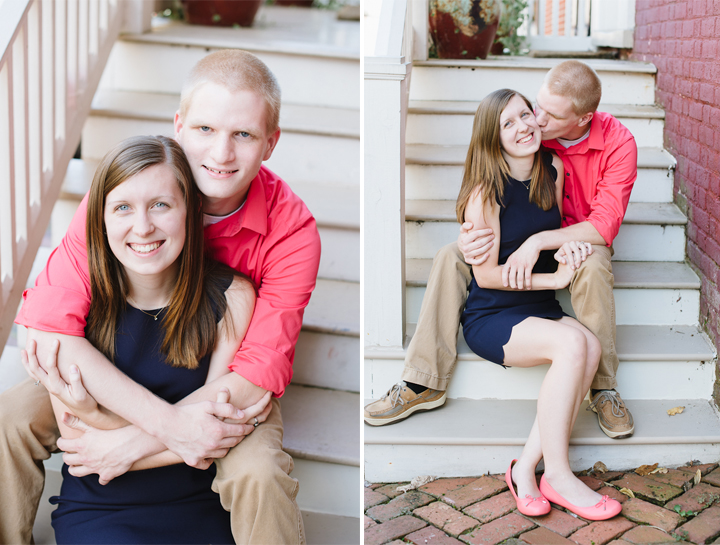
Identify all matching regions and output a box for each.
[125,265,179,310]
[503,152,535,182]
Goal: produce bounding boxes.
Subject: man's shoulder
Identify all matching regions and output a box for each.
[594,111,635,148]
[257,165,317,234]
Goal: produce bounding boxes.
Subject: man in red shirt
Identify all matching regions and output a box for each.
[365,60,636,440]
[1,50,320,544]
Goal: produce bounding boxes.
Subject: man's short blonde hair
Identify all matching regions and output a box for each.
[179,50,281,134]
[543,60,602,116]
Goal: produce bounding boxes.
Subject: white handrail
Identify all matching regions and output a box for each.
[0,0,123,356]
[364,0,413,349]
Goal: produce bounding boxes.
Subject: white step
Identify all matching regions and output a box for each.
[365,323,716,401]
[407,102,664,148]
[61,159,359,282]
[405,145,675,203]
[81,90,360,186]
[363,397,720,482]
[409,58,656,106]
[404,200,687,262]
[34,384,360,545]
[406,260,701,327]
[99,7,359,110]
[297,278,359,392]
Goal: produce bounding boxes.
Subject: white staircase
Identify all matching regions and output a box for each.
[365,58,719,482]
[13,7,360,544]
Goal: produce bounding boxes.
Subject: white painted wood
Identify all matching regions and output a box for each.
[303,279,359,337]
[364,398,720,481]
[293,458,360,518]
[409,60,656,105]
[406,111,663,148]
[405,163,674,203]
[318,227,360,283]
[591,0,636,48]
[293,331,359,392]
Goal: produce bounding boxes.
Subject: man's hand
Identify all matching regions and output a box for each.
[502,238,542,289]
[554,241,593,270]
[58,414,138,485]
[22,339,98,415]
[458,222,494,265]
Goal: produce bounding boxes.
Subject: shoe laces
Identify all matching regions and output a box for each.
[382,383,406,407]
[588,390,625,418]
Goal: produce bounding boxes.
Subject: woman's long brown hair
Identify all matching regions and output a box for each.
[86,135,229,369]
[456,89,556,224]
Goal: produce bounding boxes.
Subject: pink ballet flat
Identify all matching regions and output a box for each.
[539,475,622,521]
[506,460,551,516]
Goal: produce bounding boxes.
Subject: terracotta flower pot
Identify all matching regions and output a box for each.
[182,0,263,27]
[274,0,314,6]
[429,0,500,60]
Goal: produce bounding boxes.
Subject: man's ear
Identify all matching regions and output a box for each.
[263,128,281,162]
[578,111,594,128]
[173,111,184,139]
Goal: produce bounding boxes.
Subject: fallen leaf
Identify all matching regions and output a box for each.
[636,463,659,476]
[619,488,636,498]
[651,467,669,474]
[667,406,685,416]
[396,475,436,493]
[593,461,608,474]
[695,469,701,486]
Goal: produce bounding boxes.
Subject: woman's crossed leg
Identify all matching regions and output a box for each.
[502,316,602,508]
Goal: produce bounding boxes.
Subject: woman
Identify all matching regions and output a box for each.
[458,89,621,520]
[22,135,267,543]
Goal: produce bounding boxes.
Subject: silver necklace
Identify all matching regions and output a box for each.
[127,296,166,321]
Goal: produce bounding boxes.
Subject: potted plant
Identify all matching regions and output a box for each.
[491,0,528,55]
[181,0,264,27]
[429,0,500,60]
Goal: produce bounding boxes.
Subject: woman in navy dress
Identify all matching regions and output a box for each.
[23,136,267,543]
[457,90,621,521]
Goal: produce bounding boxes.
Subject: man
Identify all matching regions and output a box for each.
[364,60,636,440]
[1,50,320,544]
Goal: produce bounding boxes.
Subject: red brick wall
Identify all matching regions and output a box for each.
[631,1,720,368]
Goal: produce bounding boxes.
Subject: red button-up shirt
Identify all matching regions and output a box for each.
[543,111,638,246]
[16,166,321,397]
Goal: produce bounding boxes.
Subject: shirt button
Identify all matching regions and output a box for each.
[563,216,566,220]
[566,172,570,176]
[565,195,569,199]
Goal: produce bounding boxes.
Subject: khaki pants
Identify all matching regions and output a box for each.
[402,242,618,391]
[0,378,305,545]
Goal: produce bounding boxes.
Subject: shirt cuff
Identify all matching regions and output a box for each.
[228,342,293,397]
[15,286,90,336]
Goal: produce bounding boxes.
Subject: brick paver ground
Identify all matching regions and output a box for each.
[365,461,720,544]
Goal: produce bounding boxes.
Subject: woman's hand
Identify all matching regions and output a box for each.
[22,339,99,415]
[554,260,575,289]
[554,241,593,270]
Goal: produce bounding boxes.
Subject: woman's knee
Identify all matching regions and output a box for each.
[552,328,588,368]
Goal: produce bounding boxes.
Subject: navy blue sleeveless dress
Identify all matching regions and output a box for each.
[461,152,567,365]
[50,283,234,544]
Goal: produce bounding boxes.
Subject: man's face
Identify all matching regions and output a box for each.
[174,82,280,216]
[534,84,587,141]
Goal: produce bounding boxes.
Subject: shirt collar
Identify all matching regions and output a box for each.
[204,171,268,238]
[542,112,605,154]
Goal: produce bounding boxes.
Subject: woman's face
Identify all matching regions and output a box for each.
[498,94,542,160]
[103,163,187,282]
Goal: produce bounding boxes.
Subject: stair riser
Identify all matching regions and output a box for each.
[406,114,664,148]
[364,358,715,401]
[406,286,699,326]
[318,227,360,282]
[102,42,360,109]
[405,165,674,203]
[82,118,360,187]
[293,458,360,518]
[364,443,720,482]
[409,66,656,105]
[405,222,687,262]
[294,331,359,392]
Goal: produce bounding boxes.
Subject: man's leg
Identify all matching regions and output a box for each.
[568,245,634,438]
[0,378,60,544]
[213,397,304,545]
[364,242,472,426]
[402,242,473,389]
